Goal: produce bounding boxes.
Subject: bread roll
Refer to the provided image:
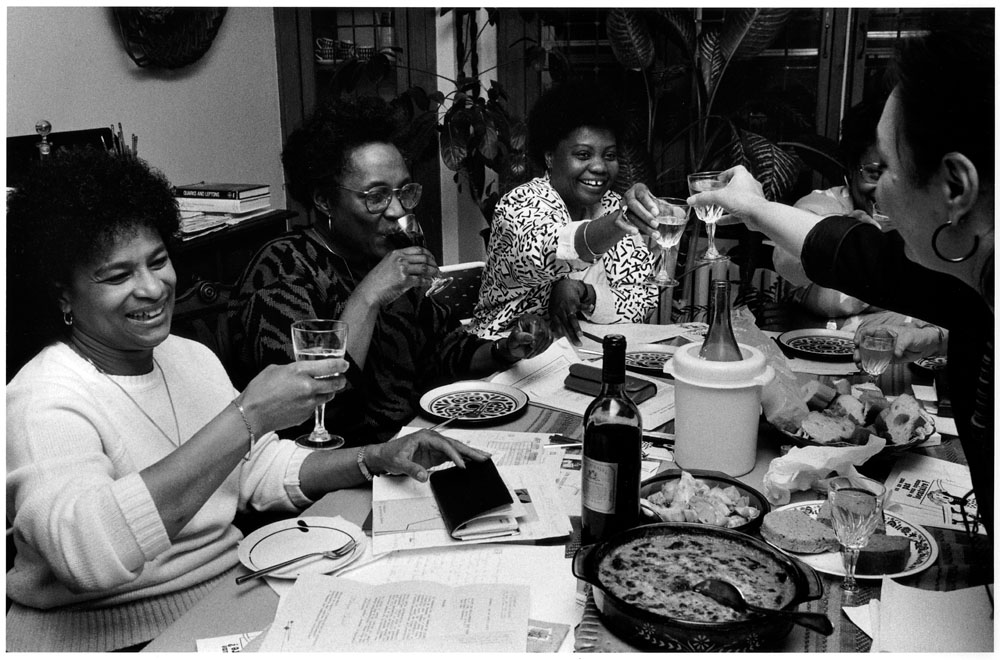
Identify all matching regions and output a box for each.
[800,411,856,444]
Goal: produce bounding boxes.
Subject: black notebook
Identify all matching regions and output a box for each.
[429,458,520,541]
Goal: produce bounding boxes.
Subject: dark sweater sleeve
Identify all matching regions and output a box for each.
[801,216,983,331]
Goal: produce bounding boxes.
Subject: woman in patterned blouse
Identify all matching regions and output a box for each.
[229,97,551,445]
[470,81,657,343]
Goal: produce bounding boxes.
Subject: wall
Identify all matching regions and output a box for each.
[6,6,286,208]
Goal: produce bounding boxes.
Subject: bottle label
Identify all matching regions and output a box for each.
[582,456,618,514]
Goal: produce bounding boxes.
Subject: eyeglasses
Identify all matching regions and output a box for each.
[858,162,886,185]
[336,183,422,214]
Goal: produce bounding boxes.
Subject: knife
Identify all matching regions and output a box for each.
[934,370,953,417]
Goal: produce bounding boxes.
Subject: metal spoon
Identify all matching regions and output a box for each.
[693,579,833,635]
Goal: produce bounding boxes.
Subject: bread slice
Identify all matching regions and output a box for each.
[800,411,856,444]
[761,508,840,554]
[876,394,928,444]
[856,534,911,574]
[829,394,866,425]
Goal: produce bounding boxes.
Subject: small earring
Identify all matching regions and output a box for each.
[63,311,73,326]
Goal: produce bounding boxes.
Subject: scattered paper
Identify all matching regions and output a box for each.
[872,579,993,652]
[491,338,676,428]
[195,631,261,652]
[259,577,530,652]
[577,320,707,351]
[885,453,982,533]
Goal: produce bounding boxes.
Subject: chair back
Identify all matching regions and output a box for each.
[435,261,485,325]
[172,279,234,370]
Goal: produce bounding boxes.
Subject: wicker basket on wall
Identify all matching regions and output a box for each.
[114,7,227,70]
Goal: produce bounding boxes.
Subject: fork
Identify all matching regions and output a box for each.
[235,538,358,584]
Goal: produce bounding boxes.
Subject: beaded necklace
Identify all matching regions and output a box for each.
[76,349,181,447]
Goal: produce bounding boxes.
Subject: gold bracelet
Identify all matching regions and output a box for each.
[232,399,256,461]
[581,221,601,259]
[357,446,375,481]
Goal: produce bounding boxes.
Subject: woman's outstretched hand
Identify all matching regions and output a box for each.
[366,430,492,482]
[239,359,348,434]
[684,165,767,229]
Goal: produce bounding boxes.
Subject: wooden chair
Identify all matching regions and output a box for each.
[435,261,486,325]
[172,279,234,371]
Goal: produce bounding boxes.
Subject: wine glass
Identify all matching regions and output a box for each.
[643,197,690,288]
[858,328,896,382]
[291,319,349,450]
[828,478,886,596]
[687,171,729,263]
[395,214,453,297]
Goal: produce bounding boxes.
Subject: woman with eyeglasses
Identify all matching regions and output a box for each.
[229,97,551,445]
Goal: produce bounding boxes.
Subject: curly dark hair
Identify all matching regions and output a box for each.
[526,81,626,170]
[890,15,994,186]
[281,96,407,210]
[6,146,178,372]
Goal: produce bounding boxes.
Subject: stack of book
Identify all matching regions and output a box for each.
[173,182,271,239]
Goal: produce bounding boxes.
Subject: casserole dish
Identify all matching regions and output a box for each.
[572,523,824,651]
[640,468,769,534]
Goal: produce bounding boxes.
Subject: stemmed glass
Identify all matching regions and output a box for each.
[643,197,690,288]
[687,171,729,263]
[291,319,349,450]
[858,328,896,383]
[828,478,886,597]
[395,214,453,297]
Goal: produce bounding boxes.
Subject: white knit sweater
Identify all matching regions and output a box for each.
[6,336,314,651]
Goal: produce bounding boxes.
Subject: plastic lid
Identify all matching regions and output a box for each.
[672,341,770,388]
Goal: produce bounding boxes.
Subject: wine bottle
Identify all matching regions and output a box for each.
[581,334,643,545]
[699,279,742,362]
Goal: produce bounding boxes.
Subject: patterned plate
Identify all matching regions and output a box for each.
[767,501,938,579]
[625,344,677,376]
[777,328,855,362]
[418,381,529,424]
[913,356,948,372]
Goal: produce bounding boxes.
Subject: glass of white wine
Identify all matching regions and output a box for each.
[828,478,886,596]
[394,214,453,297]
[643,197,690,288]
[858,328,896,383]
[687,171,729,263]
[291,319,349,450]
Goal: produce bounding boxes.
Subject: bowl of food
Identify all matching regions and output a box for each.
[639,469,768,534]
[572,523,825,651]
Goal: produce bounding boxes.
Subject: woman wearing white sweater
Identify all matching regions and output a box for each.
[5,147,487,651]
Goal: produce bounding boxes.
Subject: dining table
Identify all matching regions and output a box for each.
[143,318,992,653]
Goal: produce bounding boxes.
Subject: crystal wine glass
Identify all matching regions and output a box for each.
[291,319,349,450]
[395,214,453,297]
[858,328,896,383]
[828,478,886,597]
[687,171,729,263]
[643,197,690,288]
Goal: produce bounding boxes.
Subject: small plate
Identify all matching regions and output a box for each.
[625,344,676,376]
[640,468,769,533]
[419,381,528,424]
[767,501,938,579]
[777,328,855,362]
[238,517,365,579]
[913,356,948,372]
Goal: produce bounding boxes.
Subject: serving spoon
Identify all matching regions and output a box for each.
[693,579,833,635]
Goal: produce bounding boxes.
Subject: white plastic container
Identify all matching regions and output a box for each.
[672,342,774,476]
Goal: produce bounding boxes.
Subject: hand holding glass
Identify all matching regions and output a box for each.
[643,197,690,287]
[291,319,348,450]
[858,328,896,381]
[394,214,452,297]
[828,478,886,595]
[687,171,729,263]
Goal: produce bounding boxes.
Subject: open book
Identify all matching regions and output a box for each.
[430,458,521,540]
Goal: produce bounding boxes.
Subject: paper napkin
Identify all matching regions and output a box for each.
[870,580,993,652]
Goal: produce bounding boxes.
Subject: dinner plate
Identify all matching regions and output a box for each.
[418,381,528,424]
[624,344,676,376]
[767,501,938,580]
[238,517,365,579]
[913,356,948,372]
[777,328,855,362]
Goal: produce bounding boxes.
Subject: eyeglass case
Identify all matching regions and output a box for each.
[563,363,657,404]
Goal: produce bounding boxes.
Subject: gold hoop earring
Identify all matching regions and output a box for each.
[63,311,74,326]
[931,220,979,263]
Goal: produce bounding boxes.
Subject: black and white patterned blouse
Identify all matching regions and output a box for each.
[470,176,656,337]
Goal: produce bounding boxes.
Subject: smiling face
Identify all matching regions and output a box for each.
[59,225,176,370]
[319,142,413,269]
[874,91,947,269]
[546,126,619,220]
[847,143,882,219]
